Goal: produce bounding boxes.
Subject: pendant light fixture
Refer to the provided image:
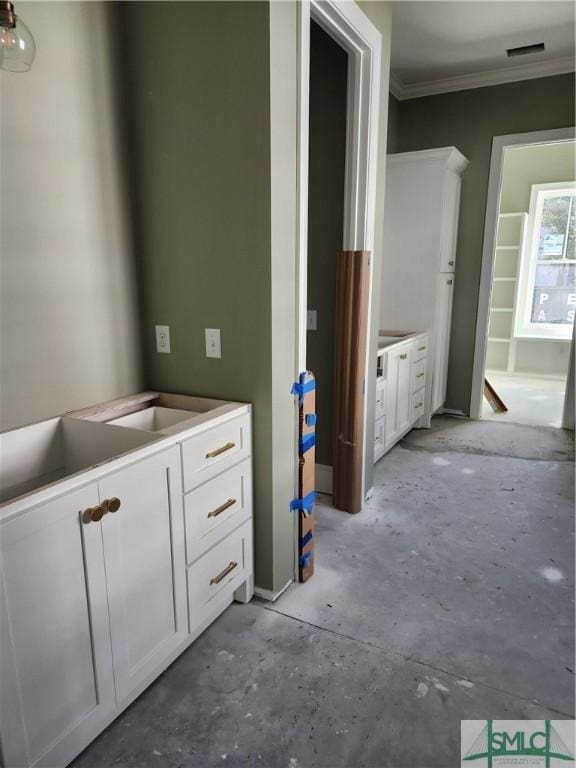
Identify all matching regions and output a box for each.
[0,1,35,72]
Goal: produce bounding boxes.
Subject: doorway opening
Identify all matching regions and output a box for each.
[471,130,576,428]
[296,1,381,515]
[306,20,348,498]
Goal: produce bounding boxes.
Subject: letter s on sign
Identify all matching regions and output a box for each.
[492,732,504,750]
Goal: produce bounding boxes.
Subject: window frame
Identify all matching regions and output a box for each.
[514,180,576,341]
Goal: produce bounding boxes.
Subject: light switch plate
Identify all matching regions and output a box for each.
[307,310,317,331]
[155,325,171,353]
[205,328,221,358]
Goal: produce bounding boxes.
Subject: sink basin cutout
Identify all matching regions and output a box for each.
[109,406,197,432]
[0,417,157,504]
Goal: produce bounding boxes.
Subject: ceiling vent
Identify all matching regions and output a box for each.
[506,42,546,57]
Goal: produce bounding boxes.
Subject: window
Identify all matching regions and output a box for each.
[514,182,576,340]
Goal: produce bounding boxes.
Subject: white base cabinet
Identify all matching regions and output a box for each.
[374,333,429,461]
[0,393,254,768]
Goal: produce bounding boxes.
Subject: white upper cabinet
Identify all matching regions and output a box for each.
[380,147,468,419]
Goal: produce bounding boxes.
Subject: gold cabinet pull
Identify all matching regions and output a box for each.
[206,441,235,459]
[415,402,423,409]
[82,498,122,524]
[447,279,453,285]
[418,346,426,351]
[103,497,121,513]
[208,498,236,518]
[82,505,105,524]
[416,372,425,378]
[210,560,238,585]
[400,353,408,360]
[448,260,455,266]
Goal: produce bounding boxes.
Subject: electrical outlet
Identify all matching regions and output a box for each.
[205,328,221,358]
[155,325,171,353]
[307,310,317,331]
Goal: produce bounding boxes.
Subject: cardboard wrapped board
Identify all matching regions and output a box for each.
[297,371,316,582]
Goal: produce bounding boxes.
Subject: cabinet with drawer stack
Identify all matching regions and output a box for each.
[373,332,429,462]
[0,392,253,768]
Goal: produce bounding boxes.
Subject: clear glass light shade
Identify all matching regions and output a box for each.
[0,15,35,72]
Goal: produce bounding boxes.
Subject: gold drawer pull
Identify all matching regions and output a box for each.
[416,372,425,378]
[415,402,423,409]
[210,560,238,585]
[208,498,236,518]
[206,441,235,459]
[418,346,426,351]
[448,260,454,266]
[447,279,453,285]
[400,353,408,360]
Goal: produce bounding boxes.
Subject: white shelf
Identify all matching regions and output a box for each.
[496,245,520,250]
[493,277,516,282]
[488,337,511,343]
[490,307,513,313]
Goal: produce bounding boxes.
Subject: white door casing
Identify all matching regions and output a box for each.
[296,0,382,507]
[470,127,576,419]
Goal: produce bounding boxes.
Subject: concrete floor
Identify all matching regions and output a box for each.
[482,370,567,428]
[72,417,575,768]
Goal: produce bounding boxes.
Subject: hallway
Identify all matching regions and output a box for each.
[72,418,575,768]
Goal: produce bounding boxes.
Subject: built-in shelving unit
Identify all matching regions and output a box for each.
[486,212,527,372]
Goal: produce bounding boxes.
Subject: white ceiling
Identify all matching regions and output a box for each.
[390,1,575,98]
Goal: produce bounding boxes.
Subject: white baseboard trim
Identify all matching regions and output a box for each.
[254,578,293,603]
[316,463,333,495]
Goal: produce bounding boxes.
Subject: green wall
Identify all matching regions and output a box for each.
[392,73,575,414]
[500,141,576,213]
[306,22,348,467]
[117,1,288,592]
[387,93,400,154]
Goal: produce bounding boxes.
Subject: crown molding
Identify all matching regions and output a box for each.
[390,55,575,100]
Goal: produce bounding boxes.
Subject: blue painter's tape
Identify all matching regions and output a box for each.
[300,530,313,548]
[291,379,316,399]
[299,552,312,568]
[305,413,317,426]
[290,490,317,514]
[300,433,316,454]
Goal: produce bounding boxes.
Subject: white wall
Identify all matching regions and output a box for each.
[1,1,142,431]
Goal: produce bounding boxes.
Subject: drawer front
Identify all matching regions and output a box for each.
[184,459,252,564]
[412,338,428,362]
[375,381,386,420]
[412,358,427,393]
[412,390,426,422]
[374,416,386,463]
[181,414,251,492]
[187,519,251,615]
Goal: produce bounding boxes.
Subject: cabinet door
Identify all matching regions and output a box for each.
[99,447,187,703]
[432,276,455,412]
[439,170,462,273]
[0,485,115,768]
[395,347,413,436]
[384,345,412,446]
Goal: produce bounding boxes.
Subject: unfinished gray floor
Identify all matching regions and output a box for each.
[72,417,575,768]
